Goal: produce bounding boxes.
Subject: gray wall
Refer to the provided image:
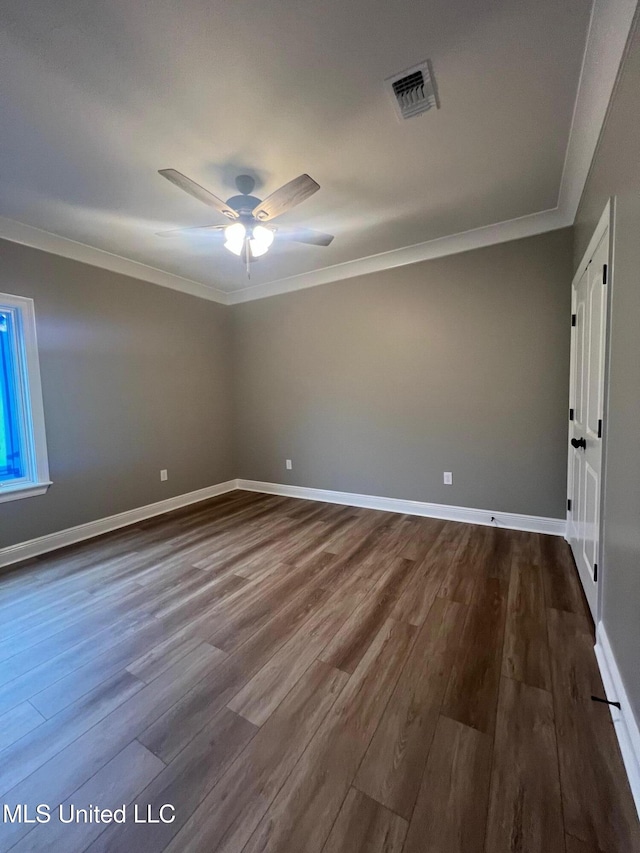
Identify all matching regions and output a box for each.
[574,15,640,721]
[0,240,234,548]
[232,228,573,519]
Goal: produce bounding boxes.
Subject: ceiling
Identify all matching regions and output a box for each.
[0,0,602,297]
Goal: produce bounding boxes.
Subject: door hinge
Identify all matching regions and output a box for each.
[571,313,577,327]
[594,562,598,582]
[569,408,574,421]
[603,263,608,284]
[567,498,572,512]
[598,418,602,438]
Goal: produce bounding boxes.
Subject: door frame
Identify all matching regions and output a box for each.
[566,197,615,625]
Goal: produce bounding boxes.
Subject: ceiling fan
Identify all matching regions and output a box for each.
[157,170,334,275]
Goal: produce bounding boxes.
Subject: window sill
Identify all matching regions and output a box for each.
[0,481,52,504]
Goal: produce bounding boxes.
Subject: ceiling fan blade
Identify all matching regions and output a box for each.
[158,169,238,219]
[275,226,334,246]
[252,174,320,221]
[155,224,227,237]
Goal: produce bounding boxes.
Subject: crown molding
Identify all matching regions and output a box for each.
[556,0,638,222]
[226,207,570,304]
[0,216,230,305]
[0,0,635,305]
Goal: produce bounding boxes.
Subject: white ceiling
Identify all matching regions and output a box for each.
[0,0,608,297]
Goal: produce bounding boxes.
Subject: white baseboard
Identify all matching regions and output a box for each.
[0,480,238,570]
[595,622,640,818]
[236,480,566,536]
[1,477,566,570]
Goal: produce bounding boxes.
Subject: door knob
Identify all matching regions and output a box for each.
[571,437,586,450]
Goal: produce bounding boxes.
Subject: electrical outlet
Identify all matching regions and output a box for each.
[443,472,452,485]
[160,469,168,481]
[285,459,293,470]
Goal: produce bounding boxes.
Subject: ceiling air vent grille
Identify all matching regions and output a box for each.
[386,61,438,120]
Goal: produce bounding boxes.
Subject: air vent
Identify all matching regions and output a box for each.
[386,60,439,120]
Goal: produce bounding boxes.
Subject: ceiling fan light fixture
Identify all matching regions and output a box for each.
[249,225,275,257]
[224,222,246,256]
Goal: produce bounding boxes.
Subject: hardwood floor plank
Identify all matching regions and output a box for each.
[537,535,592,627]
[0,581,152,667]
[125,629,207,684]
[28,622,208,719]
[484,676,564,853]
[502,532,551,691]
[138,560,354,763]
[564,832,600,853]
[142,566,230,614]
[0,590,154,683]
[10,740,164,853]
[240,618,417,853]
[547,608,640,852]
[322,514,397,568]
[435,525,476,603]
[355,515,418,584]
[398,517,447,562]
[318,556,417,673]
[403,715,492,853]
[281,513,356,568]
[322,512,377,556]
[442,575,507,735]
[205,558,328,652]
[0,701,45,751]
[195,518,293,573]
[0,669,145,797]
[163,660,348,853]
[84,709,257,853]
[274,518,332,564]
[322,788,407,853]
[354,597,467,817]
[150,572,248,622]
[485,525,515,584]
[227,583,366,726]
[0,609,154,710]
[0,588,93,642]
[0,642,224,848]
[391,522,466,625]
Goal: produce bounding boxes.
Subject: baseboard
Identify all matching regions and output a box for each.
[595,622,640,817]
[236,480,566,536]
[0,480,238,569]
[0,477,566,569]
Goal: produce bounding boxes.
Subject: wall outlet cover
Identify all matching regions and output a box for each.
[160,469,168,481]
[443,472,453,485]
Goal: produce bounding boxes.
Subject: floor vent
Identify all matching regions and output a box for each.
[386,60,439,120]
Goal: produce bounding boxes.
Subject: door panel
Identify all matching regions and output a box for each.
[574,299,586,425]
[587,256,605,438]
[583,461,598,577]
[568,225,609,620]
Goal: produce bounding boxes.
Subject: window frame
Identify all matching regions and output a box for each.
[0,292,51,504]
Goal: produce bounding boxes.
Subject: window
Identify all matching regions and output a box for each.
[0,293,51,503]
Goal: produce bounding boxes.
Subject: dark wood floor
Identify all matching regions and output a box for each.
[1,490,638,853]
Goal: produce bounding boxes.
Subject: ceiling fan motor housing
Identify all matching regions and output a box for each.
[226,194,263,215]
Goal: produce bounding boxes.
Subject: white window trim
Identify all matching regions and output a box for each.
[0,292,52,504]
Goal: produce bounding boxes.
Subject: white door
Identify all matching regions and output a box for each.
[567,213,610,621]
